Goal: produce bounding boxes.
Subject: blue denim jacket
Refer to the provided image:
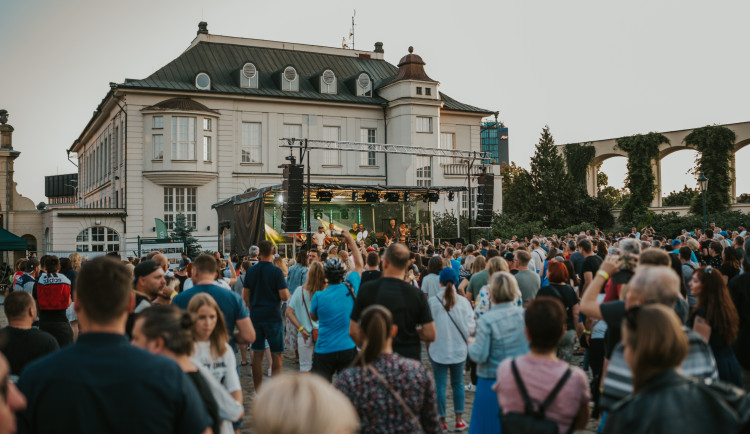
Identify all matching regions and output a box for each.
[468,302,529,379]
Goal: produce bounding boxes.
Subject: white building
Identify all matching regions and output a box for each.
[48,22,499,256]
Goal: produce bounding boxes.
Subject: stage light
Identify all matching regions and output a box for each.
[277,194,284,205]
[352,191,359,201]
[316,190,333,202]
[314,210,323,219]
[404,192,411,202]
[448,192,455,201]
[385,192,400,202]
[423,192,439,203]
[363,192,379,202]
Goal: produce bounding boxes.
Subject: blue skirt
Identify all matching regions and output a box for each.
[469,377,501,433]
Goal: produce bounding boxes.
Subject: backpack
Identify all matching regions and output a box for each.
[501,359,573,434]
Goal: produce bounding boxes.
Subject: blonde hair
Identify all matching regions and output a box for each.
[486,257,508,275]
[187,293,229,359]
[305,262,326,295]
[68,252,82,270]
[273,256,288,277]
[489,271,519,304]
[470,256,486,275]
[251,374,359,434]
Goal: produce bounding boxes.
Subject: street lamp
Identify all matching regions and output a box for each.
[698,172,708,231]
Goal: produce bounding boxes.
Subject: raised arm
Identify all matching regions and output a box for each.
[579,255,619,320]
[342,232,363,274]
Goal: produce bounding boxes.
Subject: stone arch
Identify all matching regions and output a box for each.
[21,234,37,253]
[590,153,628,197]
[656,144,699,207]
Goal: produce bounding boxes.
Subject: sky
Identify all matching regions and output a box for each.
[1,0,749,204]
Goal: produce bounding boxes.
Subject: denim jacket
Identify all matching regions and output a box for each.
[468,302,529,379]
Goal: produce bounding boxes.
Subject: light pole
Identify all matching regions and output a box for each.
[698,172,708,231]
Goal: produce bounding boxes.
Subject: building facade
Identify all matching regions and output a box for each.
[48,23,500,255]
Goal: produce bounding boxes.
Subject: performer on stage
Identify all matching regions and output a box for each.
[356,224,369,244]
[349,222,359,237]
[386,219,399,246]
[312,226,327,251]
[398,222,410,243]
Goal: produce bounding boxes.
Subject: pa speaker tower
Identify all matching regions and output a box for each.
[475,172,494,227]
[281,164,304,233]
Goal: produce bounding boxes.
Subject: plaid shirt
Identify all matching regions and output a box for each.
[600,327,718,411]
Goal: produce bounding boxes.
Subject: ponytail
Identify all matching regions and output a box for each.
[353,305,393,368]
[443,281,456,312]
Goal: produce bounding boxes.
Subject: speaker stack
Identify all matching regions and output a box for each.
[476,172,494,227]
[281,164,304,233]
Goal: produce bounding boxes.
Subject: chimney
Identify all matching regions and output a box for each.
[0,110,13,150]
[197,21,208,35]
[374,42,384,53]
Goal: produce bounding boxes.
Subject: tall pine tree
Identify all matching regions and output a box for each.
[170,213,202,258]
[529,126,571,227]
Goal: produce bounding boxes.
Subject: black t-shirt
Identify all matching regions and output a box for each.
[600,300,626,359]
[361,270,381,285]
[186,371,220,434]
[243,261,288,323]
[581,255,604,282]
[719,264,739,282]
[729,272,750,370]
[537,284,578,330]
[0,326,59,376]
[351,277,433,360]
[176,275,188,292]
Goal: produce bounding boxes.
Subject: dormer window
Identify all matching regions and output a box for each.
[195,72,211,90]
[282,66,299,92]
[320,69,337,95]
[356,73,372,97]
[240,63,258,89]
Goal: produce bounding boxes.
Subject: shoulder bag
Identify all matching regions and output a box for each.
[301,290,318,343]
[501,358,573,434]
[367,365,424,433]
[434,295,467,344]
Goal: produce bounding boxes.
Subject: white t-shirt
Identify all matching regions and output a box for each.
[191,341,241,393]
[312,232,326,248]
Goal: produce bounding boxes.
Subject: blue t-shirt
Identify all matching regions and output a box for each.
[172,284,249,347]
[311,272,361,354]
[450,259,461,275]
[242,261,288,323]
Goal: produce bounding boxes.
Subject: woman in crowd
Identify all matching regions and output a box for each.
[467,271,528,433]
[458,256,485,299]
[253,374,359,434]
[536,261,580,362]
[540,247,557,287]
[604,304,744,433]
[496,297,590,433]
[562,259,579,292]
[473,257,509,318]
[459,253,475,283]
[334,305,441,433]
[421,256,445,298]
[706,241,724,268]
[188,294,243,434]
[285,262,324,372]
[427,268,475,432]
[286,249,309,296]
[719,247,741,284]
[131,304,243,434]
[687,266,742,386]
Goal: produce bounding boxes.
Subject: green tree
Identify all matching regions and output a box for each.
[663,185,698,207]
[615,132,669,224]
[563,142,596,193]
[529,126,572,227]
[170,213,202,258]
[499,162,535,216]
[685,125,736,214]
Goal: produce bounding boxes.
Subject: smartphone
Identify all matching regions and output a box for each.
[331,230,343,237]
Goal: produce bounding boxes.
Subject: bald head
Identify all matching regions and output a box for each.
[152,254,169,272]
[383,243,410,271]
[626,266,681,309]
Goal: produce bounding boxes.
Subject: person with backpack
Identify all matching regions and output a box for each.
[495,297,590,434]
[536,261,580,362]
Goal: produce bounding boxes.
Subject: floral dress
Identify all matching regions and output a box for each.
[334,353,441,433]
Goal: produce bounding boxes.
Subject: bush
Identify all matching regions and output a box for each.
[616,210,750,238]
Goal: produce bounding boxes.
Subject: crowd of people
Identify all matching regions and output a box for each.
[0,220,749,433]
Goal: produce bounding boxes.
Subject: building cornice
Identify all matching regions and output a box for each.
[143,170,218,186]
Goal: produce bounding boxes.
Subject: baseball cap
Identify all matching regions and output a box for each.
[439,267,459,285]
[133,260,160,281]
[366,247,376,252]
[671,239,681,246]
[25,257,40,272]
[719,231,728,237]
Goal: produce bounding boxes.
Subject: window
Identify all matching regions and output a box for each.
[356,73,372,97]
[461,189,479,218]
[320,69,337,94]
[115,190,119,208]
[282,66,299,92]
[425,88,431,96]
[172,117,196,160]
[203,118,211,131]
[114,126,119,166]
[241,122,262,163]
[203,136,211,162]
[284,124,302,141]
[416,117,433,133]
[76,227,120,252]
[153,134,163,160]
[153,116,163,129]
[195,72,211,90]
[323,126,340,165]
[240,62,258,89]
[440,132,456,162]
[416,87,422,95]
[360,128,376,166]
[416,156,431,186]
[164,187,197,230]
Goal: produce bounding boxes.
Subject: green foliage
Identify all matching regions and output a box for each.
[489,212,597,239]
[432,211,469,240]
[738,194,750,204]
[499,162,536,216]
[686,125,736,214]
[529,126,575,227]
[170,214,202,258]
[563,143,596,191]
[663,185,698,207]
[615,132,669,223]
[616,210,750,239]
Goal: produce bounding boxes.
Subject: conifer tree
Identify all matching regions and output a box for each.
[170,213,202,258]
[529,125,571,227]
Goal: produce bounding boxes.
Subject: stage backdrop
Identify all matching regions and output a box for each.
[215,188,268,257]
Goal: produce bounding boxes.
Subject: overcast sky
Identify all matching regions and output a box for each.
[2,0,749,204]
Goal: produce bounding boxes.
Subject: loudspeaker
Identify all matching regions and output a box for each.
[282,164,304,232]
[475,173,494,226]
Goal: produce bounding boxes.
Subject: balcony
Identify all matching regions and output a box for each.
[441,163,496,177]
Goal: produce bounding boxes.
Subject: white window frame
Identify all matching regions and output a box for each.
[241,122,262,163]
[240,62,259,89]
[356,73,372,97]
[163,187,197,230]
[171,117,196,160]
[153,134,163,160]
[320,69,337,95]
[416,156,432,186]
[440,132,456,162]
[323,126,341,166]
[283,124,302,141]
[461,189,479,218]
[360,128,377,166]
[76,227,120,252]
[195,72,211,90]
[416,117,433,133]
[203,118,211,131]
[282,66,299,92]
[203,136,211,162]
[153,116,163,129]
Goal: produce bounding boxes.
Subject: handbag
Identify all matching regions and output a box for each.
[367,365,424,433]
[434,295,468,344]
[501,359,573,434]
[301,290,318,344]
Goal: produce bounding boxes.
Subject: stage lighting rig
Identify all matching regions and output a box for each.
[316,190,333,202]
[385,192,400,202]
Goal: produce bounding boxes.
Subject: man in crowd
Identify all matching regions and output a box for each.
[12,257,38,295]
[248,245,260,266]
[308,249,321,264]
[152,253,174,278]
[242,240,289,391]
[0,291,59,377]
[513,250,540,305]
[579,239,603,294]
[361,251,381,284]
[350,243,435,360]
[33,256,73,348]
[679,246,699,307]
[530,238,546,272]
[17,256,213,434]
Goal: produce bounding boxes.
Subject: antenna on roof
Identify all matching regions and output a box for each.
[342,9,356,49]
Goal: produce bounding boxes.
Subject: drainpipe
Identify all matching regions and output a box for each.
[112,89,128,236]
[382,103,388,184]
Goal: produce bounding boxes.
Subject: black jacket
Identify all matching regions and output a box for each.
[604,370,750,434]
